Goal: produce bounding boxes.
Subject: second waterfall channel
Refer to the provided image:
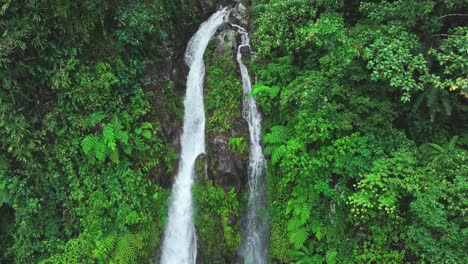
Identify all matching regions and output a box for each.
[160,7,269,264]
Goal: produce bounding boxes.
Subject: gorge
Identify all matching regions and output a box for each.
[0,0,466,263]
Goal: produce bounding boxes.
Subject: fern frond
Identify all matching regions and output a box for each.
[84,112,105,128]
[133,137,145,150]
[289,249,306,258]
[93,232,117,260]
[263,125,290,145]
[263,145,276,156]
[287,217,303,231]
[326,249,338,264]
[103,126,116,150]
[82,135,98,154]
[109,148,119,164]
[311,220,324,241]
[289,228,309,249]
[115,235,138,263]
[94,141,109,161]
[299,204,311,225]
[271,145,287,165]
[115,130,129,144]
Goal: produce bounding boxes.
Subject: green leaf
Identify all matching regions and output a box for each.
[326,250,338,264]
[142,130,152,139]
[140,122,152,129]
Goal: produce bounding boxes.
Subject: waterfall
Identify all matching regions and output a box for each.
[160,8,228,264]
[234,25,270,264]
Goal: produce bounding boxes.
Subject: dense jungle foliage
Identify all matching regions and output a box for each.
[0,0,467,263]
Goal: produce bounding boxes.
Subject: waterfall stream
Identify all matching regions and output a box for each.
[160,8,228,264]
[234,25,270,264]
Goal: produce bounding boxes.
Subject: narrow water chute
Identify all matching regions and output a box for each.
[234,25,270,264]
[160,8,228,264]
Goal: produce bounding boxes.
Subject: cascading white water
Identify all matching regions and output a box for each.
[160,8,228,264]
[234,25,270,264]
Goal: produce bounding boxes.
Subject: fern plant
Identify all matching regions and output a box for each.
[427,135,459,164]
[81,122,129,163]
[263,125,291,165]
[93,231,147,264]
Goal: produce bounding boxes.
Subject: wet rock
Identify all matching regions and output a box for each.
[196,0,233,17]
[215,28,238,53]
[208,134,242,190]
[229,0,250,27]
[239,45,252,60]
[195,153,210,184]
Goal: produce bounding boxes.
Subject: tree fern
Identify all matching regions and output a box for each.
[81,123,129,163]
[287,217,303,231]
[264,126,291,165]
[310,218,324,241]
[413,86,459,121]
[299,204,311,225]
[114,233,144,264]
[427,135,459,164]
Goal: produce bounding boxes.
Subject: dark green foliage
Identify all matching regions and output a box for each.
[205,47,243,134]
[252,0,467,263]
[193,183,241,263]
[0,0,178,262]
[1,0,467,262]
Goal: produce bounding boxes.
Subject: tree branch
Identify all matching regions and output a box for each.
[433,33,463,38]
[439,14,468,19]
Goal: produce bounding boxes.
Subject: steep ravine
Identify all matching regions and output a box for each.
[194,1,263,263]
[151,1,259,262]
[143,0,238,187]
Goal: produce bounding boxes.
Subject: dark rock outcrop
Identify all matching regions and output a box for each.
[202,0,252,190]
[209,135,242,189]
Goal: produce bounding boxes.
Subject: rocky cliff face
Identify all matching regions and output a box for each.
[146,1,253,261]
[198,1,253,262]
[149,0,252,188]
[204,0,252,189]
[144,0,245,186]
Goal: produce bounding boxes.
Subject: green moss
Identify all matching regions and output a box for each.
[205,48,243,134]
[193,183,241,263]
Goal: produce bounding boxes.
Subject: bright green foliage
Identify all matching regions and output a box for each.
[406,138,468,263]
[252,0,467,263]
[228,136,249,155]
[1,0,467,262]
[193,183,241,263]
[0,0,178,262]
[205,47,243,133]
[364,25,430,102]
